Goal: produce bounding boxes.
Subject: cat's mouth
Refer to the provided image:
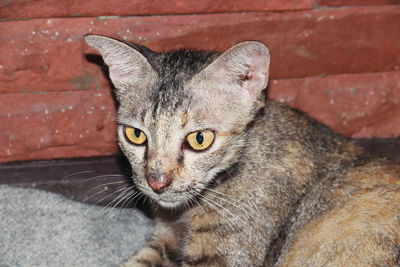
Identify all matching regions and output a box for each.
[135,182,201,209]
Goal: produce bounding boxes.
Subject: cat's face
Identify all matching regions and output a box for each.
[85,36,270,208]
[116,72,251,208]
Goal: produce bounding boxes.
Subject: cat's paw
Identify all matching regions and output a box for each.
[122,245,178,267]
[122,246,162,266]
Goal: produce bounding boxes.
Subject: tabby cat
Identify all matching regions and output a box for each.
[85,35,400,266]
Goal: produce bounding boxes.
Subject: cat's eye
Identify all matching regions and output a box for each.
[124,126,147,145]
[186,130,215,151]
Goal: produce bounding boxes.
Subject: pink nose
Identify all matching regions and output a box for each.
[147,180,168,193]
[147,174,171,194]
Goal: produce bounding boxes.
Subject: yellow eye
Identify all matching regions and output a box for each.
[125,126,147,145]
[186,130,215,151]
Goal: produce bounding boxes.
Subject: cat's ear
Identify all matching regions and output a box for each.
[84,35,155,89]
[203,41,270,103]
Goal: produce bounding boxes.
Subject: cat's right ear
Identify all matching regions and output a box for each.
[84,35,156,90]
[199,41,270,106]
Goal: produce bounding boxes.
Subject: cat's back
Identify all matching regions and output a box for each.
[249,101,400,266]
[276,158,400,266]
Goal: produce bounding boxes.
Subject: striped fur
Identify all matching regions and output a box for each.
[85,35,400,266]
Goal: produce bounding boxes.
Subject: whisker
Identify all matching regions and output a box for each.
[118,189,140,210]
[195,189,246,227]
[185,195,195,210]
[84,181,127,195]
[204,187,255,211]
[81,186,115,204]
[197,182,255,213]
[143,195,152,208]
[60,170,94,180]
[109,191,136,216]
[103,187,133,210]
[102,187,134,217]
[194,191,236,230]
[195,192,236,230]
[133,192,146,209]
[89,185,129,207]
[190,191,258,258]
[193,189,244,229]
[121,190,142,209]
[188,191,205,213]
[204,191,249,214]
[71,174,127,185]
[81,185,128,215]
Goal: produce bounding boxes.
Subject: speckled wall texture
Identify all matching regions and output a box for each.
[1,0,400,162]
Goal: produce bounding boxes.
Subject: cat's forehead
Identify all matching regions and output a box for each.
[144,49,220,113]
[150,49,220,81]
[117,49,218,125]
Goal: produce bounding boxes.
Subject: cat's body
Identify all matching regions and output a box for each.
[85,35,400,266]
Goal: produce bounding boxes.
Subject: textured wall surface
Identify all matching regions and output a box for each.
[1,1,400,162]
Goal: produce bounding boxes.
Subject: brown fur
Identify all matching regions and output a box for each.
[84,35,400,267]
[275,163,400,266]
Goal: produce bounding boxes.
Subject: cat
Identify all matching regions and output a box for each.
[85,35,400,266]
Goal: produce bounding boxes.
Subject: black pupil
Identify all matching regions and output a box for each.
[134,128,141,138]
[196,132,204,144]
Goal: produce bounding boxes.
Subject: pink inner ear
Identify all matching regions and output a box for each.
[109,65,125,83]
[239,64,251,82]
[241,57,269,99]
[108,64,133,86]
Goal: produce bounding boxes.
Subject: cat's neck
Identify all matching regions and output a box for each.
[187,99,369,225]
[248,100,368,185]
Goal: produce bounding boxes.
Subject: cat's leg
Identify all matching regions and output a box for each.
[180,223,266,266]
[123,219,181,267]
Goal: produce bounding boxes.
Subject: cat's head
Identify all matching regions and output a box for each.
[85,35,270,209]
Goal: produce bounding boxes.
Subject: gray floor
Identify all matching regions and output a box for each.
[0,185,153,266]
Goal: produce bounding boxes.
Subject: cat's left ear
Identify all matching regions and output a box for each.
[84,35,156,91]
[202,41,270,103]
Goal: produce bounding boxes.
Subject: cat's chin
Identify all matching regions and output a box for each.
[156,199,183,209]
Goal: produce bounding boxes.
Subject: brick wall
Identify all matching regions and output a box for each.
[1,0,400,162]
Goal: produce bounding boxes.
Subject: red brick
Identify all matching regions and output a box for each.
[0,19,110,93]
[0,90,118,162]
[0,0,313,19]
[306,72,400,138]
[268,79,307,109]
[269,72,400,138]
[318,0,400,6]
[0,0,67,19]
[1,6,399,95]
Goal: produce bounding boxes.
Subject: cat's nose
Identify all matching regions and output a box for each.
[147,174,171,194]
